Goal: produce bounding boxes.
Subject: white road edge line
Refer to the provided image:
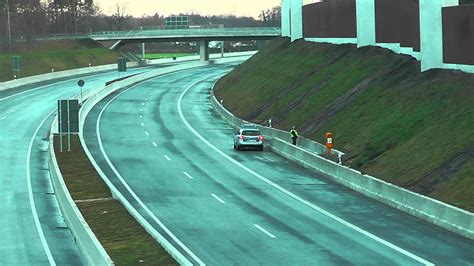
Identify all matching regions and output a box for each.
[27,110,57,266]
[97,77,204,266]
[183,171,194,179]
[164,155,172,161]
[152,142,158,147]
[176,75,435,266]
[253,224,277,239]
[211,194,226,204]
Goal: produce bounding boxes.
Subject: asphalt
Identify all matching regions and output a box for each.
[82,63,474,265]
[0,65,158,264]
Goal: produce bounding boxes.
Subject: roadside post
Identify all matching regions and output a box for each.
[77,79,85,106]
[11,55,20,79]
[118,58,127,72]
[325,133,333,155]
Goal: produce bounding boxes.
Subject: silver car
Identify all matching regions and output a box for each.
[234,124,264,151]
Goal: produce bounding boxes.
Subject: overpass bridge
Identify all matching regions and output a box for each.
[90,27,281,61]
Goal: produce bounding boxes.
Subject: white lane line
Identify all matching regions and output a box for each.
[142,102,145,106]
[164,155,172,161]
[0,115,7,120]
[145,98,149,102]
[264,157,276,163]
[152,142,158,147]
[140,109,143,112]
[254,224,277,239]
[211,194,226,204]
[176,75,435,266]
[145,131,149,136]
[141,123,145,127]
[139,115,143,119]
[27,111,57,265]
[182,171,194,179]
[96,77,204,265]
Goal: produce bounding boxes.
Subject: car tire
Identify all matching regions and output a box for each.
[233,144,236,150]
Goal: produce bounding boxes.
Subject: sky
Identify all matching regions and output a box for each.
[95,0,285,18]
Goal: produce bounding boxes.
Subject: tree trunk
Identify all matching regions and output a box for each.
[5,0,12,53]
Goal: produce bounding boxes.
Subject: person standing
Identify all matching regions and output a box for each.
[290,126,298,145]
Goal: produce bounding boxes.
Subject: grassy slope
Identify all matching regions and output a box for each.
[215,38,474,211]
[0,39,119,82]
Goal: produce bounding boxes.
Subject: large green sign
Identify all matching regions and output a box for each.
[165,16,190,29]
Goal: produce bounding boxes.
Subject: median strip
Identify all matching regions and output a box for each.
[53,134,177,265]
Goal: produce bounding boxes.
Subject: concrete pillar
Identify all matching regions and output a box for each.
[281,0,291,37]
[199,40,209,61]
[420,0,458,71]
[290,0,303,41]
[356,0,376,47]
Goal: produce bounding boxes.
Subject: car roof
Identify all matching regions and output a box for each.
[240,124,258,129]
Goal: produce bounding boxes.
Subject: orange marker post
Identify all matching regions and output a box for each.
[325,133,333,156]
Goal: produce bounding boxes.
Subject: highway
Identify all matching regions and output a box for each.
[0,66,157,264]
[83,63,474,265]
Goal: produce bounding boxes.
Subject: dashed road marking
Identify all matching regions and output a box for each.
[183,171,194,179]
[211,194,226,204]
[164,155,172,161]
[139,115,143,119]
[141,123,145,127]
[152,142,158,147]
[253,224,276,239]
[145,131,149,136]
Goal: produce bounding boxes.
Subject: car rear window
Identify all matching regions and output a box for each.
[242,130,259,136]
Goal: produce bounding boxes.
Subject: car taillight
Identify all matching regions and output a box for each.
[258,135,264,141]
[239,135,244,140]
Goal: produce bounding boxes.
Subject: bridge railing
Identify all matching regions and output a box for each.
[89,27,282,39]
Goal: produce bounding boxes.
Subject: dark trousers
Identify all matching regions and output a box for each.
[292,137,297,145]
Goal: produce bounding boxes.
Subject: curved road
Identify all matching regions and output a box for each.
[0,66,158,264]
[84,63,474,265]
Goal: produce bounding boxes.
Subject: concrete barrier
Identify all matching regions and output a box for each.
[48,120,113,266]
[76,55,252,265]
[210,90,474,240]
[0,51,257,93]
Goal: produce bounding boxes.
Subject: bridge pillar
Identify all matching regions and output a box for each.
[356,0,376,48]
[199,40,210,61]
[420,0,458,71]
[290,0,303,41]
[281,0,291,37]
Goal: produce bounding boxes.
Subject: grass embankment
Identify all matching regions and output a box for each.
[54,135,176,265]
[143,53,192,59]
[215,37,474,211]
[0,39,119,82]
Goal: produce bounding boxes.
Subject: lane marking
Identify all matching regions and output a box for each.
[152,142,158,147]
[254,224,277,239]
[140,109,143,112]
[27,110,57,265]
[182,171,194,179]
[211,194,226,204]
[96,76,205,266]
[145,131,149,136]
[139,115,143,119]
[145,98,149,102]
[164,155,172,161]
[176,75,435,266]
[141,122,145,127]
[0,115,7,120]
[142,102,145,106]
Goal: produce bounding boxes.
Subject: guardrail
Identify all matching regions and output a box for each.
[209,89,474,240]
[48,119,113,265]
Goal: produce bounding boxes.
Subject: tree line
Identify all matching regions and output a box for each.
[0,0,281,53]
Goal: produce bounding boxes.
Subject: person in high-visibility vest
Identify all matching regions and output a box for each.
[290,126,299,145]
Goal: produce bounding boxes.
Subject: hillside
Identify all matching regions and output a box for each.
[215,37,474,211]
[0,39,119,82]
